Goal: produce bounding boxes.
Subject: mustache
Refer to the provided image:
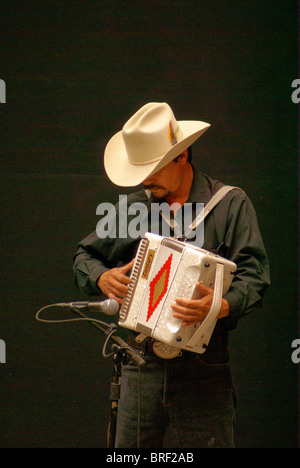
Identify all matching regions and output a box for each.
[143,184,165,190]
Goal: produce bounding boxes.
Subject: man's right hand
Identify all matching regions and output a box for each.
[97,259,134,304]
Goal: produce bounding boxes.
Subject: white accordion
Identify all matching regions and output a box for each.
[119,233,236,357]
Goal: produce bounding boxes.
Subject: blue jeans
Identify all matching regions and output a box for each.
[114,350,237,448]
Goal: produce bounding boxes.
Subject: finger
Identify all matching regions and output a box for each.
[172,310,205,323]
[107,292,125,305]
[116,260,135,284]
[115,271,132,285]
[173,297,204,310]
[195,281,213,295]
[109,279,129,297]
[119,259,135,274]
[172,312,200,327]
[172,311,197,321]
[171,302,200,316]
[172,303,207,322]
[182,320,199,327]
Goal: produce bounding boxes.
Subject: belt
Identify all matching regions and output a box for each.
[127,331,229,362]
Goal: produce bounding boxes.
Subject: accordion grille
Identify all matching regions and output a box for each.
[161,237,185,253]
[119,238,150,322]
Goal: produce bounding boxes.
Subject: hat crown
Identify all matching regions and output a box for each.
[122,102,183,165]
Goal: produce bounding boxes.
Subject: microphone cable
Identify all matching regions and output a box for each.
[36,304,114,328]
[36,302,145,447]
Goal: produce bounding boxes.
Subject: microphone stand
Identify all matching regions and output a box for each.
[70,305,146,449]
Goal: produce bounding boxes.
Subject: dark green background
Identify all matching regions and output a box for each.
[0,0,298,448]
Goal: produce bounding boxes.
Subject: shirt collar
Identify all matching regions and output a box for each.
[187,166,212,205]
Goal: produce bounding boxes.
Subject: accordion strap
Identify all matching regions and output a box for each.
[151,184,243,240]
[184,185,243,350]
[145,185,242,351]
[184,185,242,238]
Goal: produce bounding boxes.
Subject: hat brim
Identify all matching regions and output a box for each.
[104,120,210,187]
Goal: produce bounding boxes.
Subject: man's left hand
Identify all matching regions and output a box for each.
[171,281,230,326]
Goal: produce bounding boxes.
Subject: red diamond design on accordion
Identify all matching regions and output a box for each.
[146,254,173,322]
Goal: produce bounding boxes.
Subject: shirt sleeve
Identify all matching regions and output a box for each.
[73,232,115,296]
[73,192,147,297]
[219,191,271,328]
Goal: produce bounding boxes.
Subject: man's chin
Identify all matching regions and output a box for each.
[149,188,168,199]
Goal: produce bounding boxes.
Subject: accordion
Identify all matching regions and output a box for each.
[119,233,236,357]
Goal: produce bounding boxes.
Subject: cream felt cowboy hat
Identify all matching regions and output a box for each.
[104,102,210,187]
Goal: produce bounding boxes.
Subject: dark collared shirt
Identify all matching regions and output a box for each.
[73,169,270,337]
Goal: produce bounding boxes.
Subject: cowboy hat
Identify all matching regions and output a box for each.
[104,102,210,187]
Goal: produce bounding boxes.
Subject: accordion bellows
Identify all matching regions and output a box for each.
[119,233,236,355]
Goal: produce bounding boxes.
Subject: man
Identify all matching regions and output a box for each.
[73,102,270,448]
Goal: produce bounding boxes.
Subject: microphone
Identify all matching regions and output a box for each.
[55,298,120,315]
